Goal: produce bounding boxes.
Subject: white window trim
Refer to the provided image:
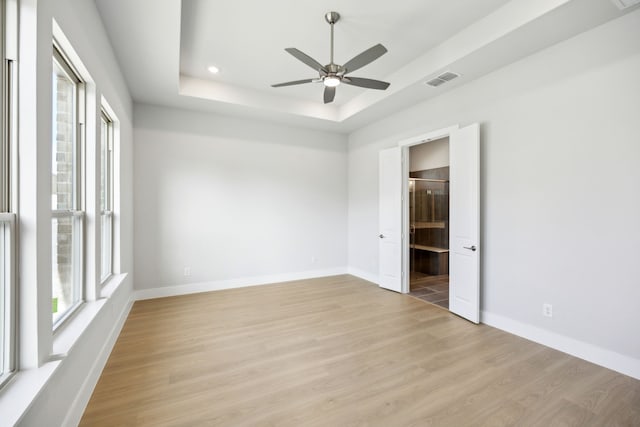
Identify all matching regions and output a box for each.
[0,0,17,390]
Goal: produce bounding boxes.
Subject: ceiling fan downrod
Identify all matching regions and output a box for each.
[325,11,340,66]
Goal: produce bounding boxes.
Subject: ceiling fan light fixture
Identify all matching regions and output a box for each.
[323,76,341,87]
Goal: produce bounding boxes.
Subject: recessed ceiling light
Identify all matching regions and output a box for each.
[207,65,219,74]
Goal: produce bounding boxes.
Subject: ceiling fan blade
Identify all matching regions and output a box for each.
[342,44,387,74]
[271,78,316,88]
[342,76,390,90]
[324,86,336,104]
[285,48,327,73]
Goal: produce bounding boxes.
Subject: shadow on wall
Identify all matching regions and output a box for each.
[134,104,348,152]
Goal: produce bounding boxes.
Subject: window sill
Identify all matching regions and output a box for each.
[0,273,128,425]
[53,272,127,357]
[0,360,62,426]
[101,272,127,299]
[52,299,107,358]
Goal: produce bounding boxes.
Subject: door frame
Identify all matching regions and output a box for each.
[397,125,459,294]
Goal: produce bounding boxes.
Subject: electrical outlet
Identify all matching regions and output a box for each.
[543,303,553,318]
[183,266,191,277]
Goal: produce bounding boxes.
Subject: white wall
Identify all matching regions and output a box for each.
[410,137,449,172]
[10,0,135,425]
[348,10,640,374]
[133,104,348,292]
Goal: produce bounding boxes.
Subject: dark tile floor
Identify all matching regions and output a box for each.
[409,272,449,309]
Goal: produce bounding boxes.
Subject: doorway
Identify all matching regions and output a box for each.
[378,123,480,323]
[407,138,450,309]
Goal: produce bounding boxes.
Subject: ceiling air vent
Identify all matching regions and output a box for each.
[610,0,640,9]
[425,71,460,87]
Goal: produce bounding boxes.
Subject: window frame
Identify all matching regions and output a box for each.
[51,43,86,330]
[0,213,15,388]
[99,110,113,283]
[0,0,17,389]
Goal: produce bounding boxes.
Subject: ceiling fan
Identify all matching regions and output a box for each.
[272,11,390,104]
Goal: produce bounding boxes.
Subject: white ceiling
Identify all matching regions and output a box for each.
[179,0,510,105]
[94,0,634,133]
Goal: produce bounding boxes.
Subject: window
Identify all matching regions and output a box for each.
[0,0,16,387]
[100,111,113,282]
[51,45,84,327]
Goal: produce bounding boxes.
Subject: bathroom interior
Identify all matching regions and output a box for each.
[408,137,450,309]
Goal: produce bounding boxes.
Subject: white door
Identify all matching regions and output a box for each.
[378,147,403,292]
[449,123,480,323]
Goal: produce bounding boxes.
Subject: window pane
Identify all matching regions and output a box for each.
[52,59,77,211]
[100,213,112,280]
[52,216,79,324]
[0,219,13,380]
[100,117,107,211]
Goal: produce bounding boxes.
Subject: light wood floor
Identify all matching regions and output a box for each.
[80,275,640,426]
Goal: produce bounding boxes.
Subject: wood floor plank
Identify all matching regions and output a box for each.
[80,275,640,426]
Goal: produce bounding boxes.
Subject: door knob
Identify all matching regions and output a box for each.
[463,245,477,251]
[379,234,385,239]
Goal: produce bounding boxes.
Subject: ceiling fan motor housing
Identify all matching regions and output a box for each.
[324,63,344,75]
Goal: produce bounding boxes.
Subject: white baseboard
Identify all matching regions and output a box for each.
[62,294,135,427]
[481,310,640,380]
[347,267,379,285]
[134,267,349,300]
